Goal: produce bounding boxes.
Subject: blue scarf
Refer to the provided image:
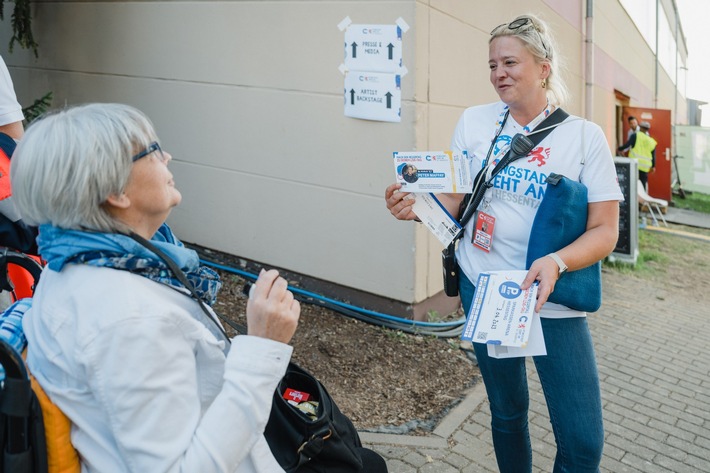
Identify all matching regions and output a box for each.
[37,223,221,305]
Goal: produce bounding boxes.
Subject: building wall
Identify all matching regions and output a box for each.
[0,0,689,314]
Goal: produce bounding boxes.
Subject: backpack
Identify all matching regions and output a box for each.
[0,249,80,473]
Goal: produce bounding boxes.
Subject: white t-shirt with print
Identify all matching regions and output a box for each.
[451,101,623,318]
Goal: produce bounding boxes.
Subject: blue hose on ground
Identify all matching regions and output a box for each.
[201,259,466,338]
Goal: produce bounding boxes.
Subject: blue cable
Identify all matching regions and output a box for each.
[201,259,466,329]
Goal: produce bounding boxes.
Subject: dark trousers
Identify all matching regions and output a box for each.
[639,171,648,190]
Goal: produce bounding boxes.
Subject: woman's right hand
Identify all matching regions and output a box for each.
[385,183,417,221]
[246,269,300,344]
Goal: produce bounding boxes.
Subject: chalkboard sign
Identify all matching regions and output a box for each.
[611,157,638,264]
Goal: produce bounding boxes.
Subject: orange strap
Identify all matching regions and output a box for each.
[0,152,11,201]
[28,372,82,473]
[8,255,42,301]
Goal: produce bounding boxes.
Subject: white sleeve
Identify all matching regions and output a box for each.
[0,55,24,126]
[85,317,290,473]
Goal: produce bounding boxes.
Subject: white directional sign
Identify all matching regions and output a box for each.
[344,23,403,73]
[343,72,401,123]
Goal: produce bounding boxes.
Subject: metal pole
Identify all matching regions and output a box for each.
[585,0,594,120]
[654,0,659,108]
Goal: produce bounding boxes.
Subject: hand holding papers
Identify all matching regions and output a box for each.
[404,193,460,247]
[393,150,471,246]
[461,270,546,358]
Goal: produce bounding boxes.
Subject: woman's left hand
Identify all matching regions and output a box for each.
[520,255,561,313]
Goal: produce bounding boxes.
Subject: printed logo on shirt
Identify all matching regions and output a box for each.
[493,135,512,156]
[527,146,550,167]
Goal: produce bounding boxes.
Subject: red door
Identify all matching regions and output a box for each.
[621,107,672,201]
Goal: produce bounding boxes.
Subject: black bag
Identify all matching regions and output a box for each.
[264,362,385,473]
[0,339,49,473]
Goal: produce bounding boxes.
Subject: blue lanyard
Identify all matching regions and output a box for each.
[481,109,510,169]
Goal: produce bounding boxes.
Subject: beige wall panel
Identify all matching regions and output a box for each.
[592,87,619,150]
[595,0,656,102]
[428,103,463,149]
[7,2,417,98]
[594,44,653,107]
[413,102,429,150]
[550,18,584,115]
[431,0,553,29]
[656,71,676,112]
[413,3,430,102]
[412,221,431,299]
[170,159,418,300]
[428,8,492,107]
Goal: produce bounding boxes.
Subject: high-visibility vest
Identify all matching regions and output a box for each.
[630,132,657,173]
[0,133,42,299]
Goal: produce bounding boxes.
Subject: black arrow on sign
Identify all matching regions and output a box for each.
[385,92,393,109]
[350,89,355,105]
[351,42,358,58]
[387,43,394,60]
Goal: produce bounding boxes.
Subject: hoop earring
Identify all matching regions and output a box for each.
[541,79,547,89]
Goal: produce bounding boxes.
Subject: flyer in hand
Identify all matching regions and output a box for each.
[461,270,538,347]
[393,150,471,193]
[404,193,461,247]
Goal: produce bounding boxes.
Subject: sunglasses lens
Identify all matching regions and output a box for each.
[509,18,530,30]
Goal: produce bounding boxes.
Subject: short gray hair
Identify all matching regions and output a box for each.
[490,14,569,107]
[11,103,158,233]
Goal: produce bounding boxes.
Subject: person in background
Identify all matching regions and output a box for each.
[0,54,37,309]
[626,115,639,141]
[385,13,622,472]
[618,120,656,190]
[11,103,301,472]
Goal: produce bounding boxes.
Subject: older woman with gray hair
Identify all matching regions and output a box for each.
[385,14,622,472]
[11,103,301,472]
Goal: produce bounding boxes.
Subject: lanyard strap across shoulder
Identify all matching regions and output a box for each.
[454,107,570,242]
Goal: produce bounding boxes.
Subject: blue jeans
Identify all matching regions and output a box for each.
[460,272,604,473]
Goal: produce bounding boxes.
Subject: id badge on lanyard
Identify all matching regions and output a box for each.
[472,210,495,252]
[469,108,508,254]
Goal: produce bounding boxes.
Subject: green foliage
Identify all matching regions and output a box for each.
[22,91,52,124]
[0,0,38,57]
[381,327,408,342]
[604,229,668,274]
[672,192,710,214]
[426,310,442,323]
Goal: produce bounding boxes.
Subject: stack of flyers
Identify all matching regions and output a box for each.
[461,270,538,348]
[393,151,471,193]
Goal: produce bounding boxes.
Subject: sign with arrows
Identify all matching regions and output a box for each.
[338,16,408,122]
[344,23,403,73]
[343,72,401,122]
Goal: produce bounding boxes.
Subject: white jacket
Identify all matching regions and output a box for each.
[24,263,291,473]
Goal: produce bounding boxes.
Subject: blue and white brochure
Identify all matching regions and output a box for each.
[404,193,461,247]
[393,150,471,193]
[461,270,538,348]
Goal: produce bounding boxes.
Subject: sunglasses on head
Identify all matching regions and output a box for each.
[490,17,549,58]
[491,17,536,34]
